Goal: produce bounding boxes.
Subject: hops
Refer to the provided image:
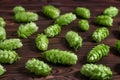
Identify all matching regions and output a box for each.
[115,40,120,53]
[14,11,38,22]
[13,6,38,22]
[25,58,51,76]
[13,6,25,14]
[78,20,89,31]
[42,49,78,65]
[42,5,60,19]
[0,27,6,41]
[35,33,49,51]
[1,5,115,78]
[92,27,109,42]
[44,24,61,37]
[0,17,6,27]
[0,38,23,50]
[17,22,38,38]
[65,31,83,50]
[87,44,110,63]
[75,7,90,19]
[0,64,6,75]
[103,6,119,18]
[55,13,76,26]
[95,15,113,27]
[0,50,19,64]
[80,64,112,80]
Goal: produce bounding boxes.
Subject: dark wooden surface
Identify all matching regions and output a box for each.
[0,0,120,80]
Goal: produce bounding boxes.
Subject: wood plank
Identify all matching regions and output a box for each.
[0,0,120,80]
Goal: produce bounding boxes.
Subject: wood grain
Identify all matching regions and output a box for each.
[0,0,120,80]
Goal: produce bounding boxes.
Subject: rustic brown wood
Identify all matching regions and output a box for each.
[0,0,120,80]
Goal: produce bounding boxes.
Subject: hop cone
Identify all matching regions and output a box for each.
[92,27,109,42]
[0,38,23,50]
[44,24,61,37]
[42,49,78,65]
[80,64,112,80]
[95,15,113,27]
[0,17,6,27]
[78,19,89,31]
[35,33,49,51]
[0,27,6,40]
[55,13,76,26]
[103,6,119,17]
[87,44,110,63]
[0,50,19,64]
[42,5,60,19]
[65,31,83,50]
[13,6,25,14]
[17,22,38,38]
[75,7,90,19]
[115,40,120,53]
[14,11,38,22]
[25,58,51,76]
[0,64,6,75]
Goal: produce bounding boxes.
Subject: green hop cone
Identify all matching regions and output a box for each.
[55,13,76,26]
[95,15,113,27]
[87,44,110,63]
[65,31,83,50]
[103,6,119,17]
[78,20,89,31]
[0,64,6,75]
[92,27,109,42]
[0,27,6,41]
[35,33,49,51]
[80,64,112,80]
[13,6,25,14]
[115,40,120,53]
[25,58,51,76]
[0,17,6,27]
[42,5,60,19]
[17,22,39,38]
[0,50,19,64]
[14,11,38,22]
[0,38,23,50]
[42,49,78,65]
[75,7,90,19]
[44,24,61,37]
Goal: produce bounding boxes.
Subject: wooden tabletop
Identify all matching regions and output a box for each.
[0,0,120,80]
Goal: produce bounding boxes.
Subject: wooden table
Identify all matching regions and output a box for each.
[0,0,120,80]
